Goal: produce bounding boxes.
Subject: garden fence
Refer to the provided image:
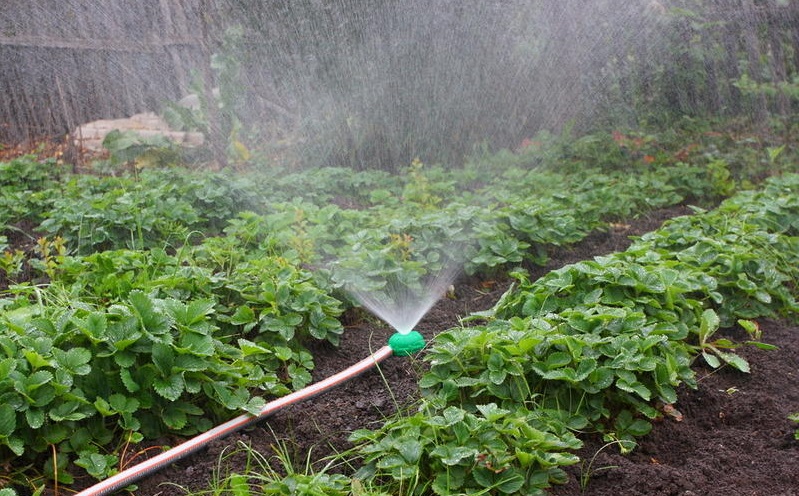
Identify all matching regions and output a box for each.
[1,1,798,146]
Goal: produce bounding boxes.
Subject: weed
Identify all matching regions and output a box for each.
[579,440,629,493]
[789,413,799,441]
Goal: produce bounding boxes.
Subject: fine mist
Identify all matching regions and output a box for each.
[6,2,787,170]
[224,0,668,170]
[344,262,461,335]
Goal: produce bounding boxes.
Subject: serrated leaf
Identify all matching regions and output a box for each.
[86,312,108,335]
[712,338,736,348]
[375,453,407,470]
[273,346,293,361]
[75,312,108,342]
[433,468,466,494]
[442,406,466,426]
[616,377,651,401]
[108,317,141,351]
[716,350,750,373]
[18,370,53,392]
[489,369,506,385]
[129,290,170,334]
[0,357,15,377]
[657,383,678,404]
[288,364,312,390]
[2,436,24,456]
[472,467,525,493]
[53,347,92,375]
[496,472,526,494]
[113,350,136,368]
[42,423,70,446]
[417,373,442,389]
[243,396,266,416]
[699,309,720,342]
[184,299,216,324]
[120,368,140,393]
[260,315,297,341]
[179,332,215,357]
[589,366,614,390]
[230,305,256,326]
[76,451,117,479]
[162,405,188,430]
[25,408,45,429]
[23,350,52,369]
[154,374,184,401]
[174,354,209,372]
[545,351,572,368]
[397,439,422,464]
[753,290,772,304]
[48,401,89,422]
[702,351,721,368]
[216,386,249,410]
[237,338,270,356]
[745,341,778,351]
[430,445,477,466]
[0,404,16,436]
[574,357,597,380]
[476,403,510,422]
[151,343,175,375]
[625,418,653,437]
[109,394,139,413]
[94,397,113,417]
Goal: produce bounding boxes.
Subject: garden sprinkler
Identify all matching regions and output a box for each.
[388,329,426,356]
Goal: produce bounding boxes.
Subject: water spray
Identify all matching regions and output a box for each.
[74,332,424,496]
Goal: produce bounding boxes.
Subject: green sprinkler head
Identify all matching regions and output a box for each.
[388,331,425,356]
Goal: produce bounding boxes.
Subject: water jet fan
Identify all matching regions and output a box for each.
[346,262,460,350]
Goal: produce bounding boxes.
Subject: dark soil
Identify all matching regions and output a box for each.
[104,206,799,495]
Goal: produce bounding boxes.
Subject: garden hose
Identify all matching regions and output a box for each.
[75,340,410,496]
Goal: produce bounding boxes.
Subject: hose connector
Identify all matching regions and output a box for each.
[388,331,425,356]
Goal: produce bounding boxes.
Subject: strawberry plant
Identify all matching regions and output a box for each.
[38,168,262,254]
[2,131,796,493]
[0,235,344,483]
[0,288,312,482]
[352,174,799,494]
[789,413,799,441]
[0,156,61,231]
[352,403,581,495]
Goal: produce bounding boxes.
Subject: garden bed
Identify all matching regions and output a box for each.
[129,206,799,495]
[2,136,798,495]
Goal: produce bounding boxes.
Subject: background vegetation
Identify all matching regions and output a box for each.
[3,1,799,170]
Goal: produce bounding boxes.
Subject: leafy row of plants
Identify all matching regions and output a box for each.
[0,237,343,486]
[347,173,799,495]
[0,127,793,492]
[2,125,784,262]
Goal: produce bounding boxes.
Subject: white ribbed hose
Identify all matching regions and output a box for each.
[75,345,395,496]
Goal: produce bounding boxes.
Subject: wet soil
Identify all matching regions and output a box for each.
[101,206,799,495]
